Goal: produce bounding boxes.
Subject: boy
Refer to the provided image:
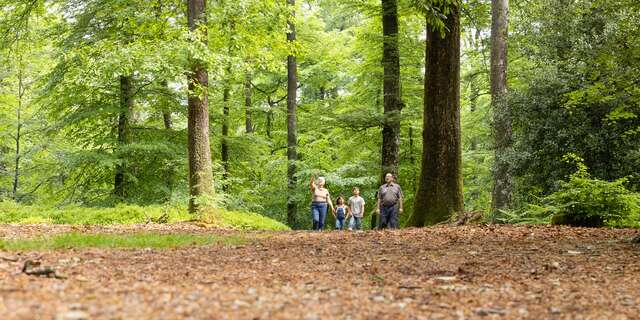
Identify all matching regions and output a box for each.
[347,187,366,230]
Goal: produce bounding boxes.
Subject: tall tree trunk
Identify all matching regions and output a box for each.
[114,75,134,199]
[410,6,463,226]
[221,81,230,193]
[245,71,254,133]
[12,69,24,200]
[286,0,298,227]
[380,0,402,184]
[490,0,512,218]
[221,21,236,194]
[160,80,174,201]
[371,85,383,229]
[187,0,214,213]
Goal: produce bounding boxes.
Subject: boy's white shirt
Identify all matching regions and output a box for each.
[349,195,365,217]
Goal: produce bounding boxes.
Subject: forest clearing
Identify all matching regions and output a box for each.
[1,225,639,319]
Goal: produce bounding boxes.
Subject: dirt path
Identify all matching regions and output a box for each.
[0,225,638,319]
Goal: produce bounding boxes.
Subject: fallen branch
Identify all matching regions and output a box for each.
[22,260,66,279]
[0,254,19,262]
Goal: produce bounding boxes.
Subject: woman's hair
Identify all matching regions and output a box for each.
[317,176,326,185]
[336,195,345,205]
[352,187,360,192]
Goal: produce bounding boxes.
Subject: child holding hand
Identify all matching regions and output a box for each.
[333,196,348,230]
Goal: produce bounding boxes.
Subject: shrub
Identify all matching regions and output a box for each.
[498,155,640,227]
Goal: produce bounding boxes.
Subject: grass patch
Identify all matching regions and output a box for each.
[0,201,290,231]
[0,232,248,251]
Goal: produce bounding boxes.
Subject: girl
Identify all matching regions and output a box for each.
[334,195,348,230]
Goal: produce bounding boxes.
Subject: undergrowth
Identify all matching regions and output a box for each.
[0,201,289,231]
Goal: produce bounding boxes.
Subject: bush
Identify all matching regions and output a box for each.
[0,201,290,231]
[498,156,640,227]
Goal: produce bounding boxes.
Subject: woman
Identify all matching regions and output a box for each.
[310,176,334,230]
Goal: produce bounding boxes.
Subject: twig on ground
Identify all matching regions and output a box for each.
[22,260,66,279]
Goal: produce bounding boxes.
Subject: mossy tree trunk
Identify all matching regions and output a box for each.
[114,75,134,199]
[187,0,214,213]
[409,5,463,226]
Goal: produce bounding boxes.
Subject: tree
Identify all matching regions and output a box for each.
[286,0,298,227]
[490,0,511,217]
[380,0,402,183]
[114,75,134,198]
[187,0,214,212]
[244,71,254,133]
[410,2,464,226]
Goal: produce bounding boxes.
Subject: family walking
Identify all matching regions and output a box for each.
[309,173,403,230]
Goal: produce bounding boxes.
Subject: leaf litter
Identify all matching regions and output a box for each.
[0,224,639,319]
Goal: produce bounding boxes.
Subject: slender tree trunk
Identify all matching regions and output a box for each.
[410,6,463,226]
[371,85,383,229]
[490,0,512,218]
[187,0,214,212]
[13,110,20,200]
[380,0,402,184]
[409,125,416,194]
[114,75,134,199]
[266,98,273,139]
[221,21,236,194]
[245,71,254,133]
[161,81,173,129]
[12,70,23,200]
[287,0,298,227]
[12,60,25,201]
[221,81,230,193]
[162,112,173,129]
[160,80,174,201]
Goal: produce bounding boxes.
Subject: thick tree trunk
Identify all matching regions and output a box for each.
[187,0,214,213]
[490,0,512,217]
[287,0,298,227]
[245,71,254,133]
[380,0,402,184]
[410,7,463,226]
[114,75,134,199]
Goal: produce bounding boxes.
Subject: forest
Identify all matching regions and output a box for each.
[1,0,639,229]
[0,0,639,318]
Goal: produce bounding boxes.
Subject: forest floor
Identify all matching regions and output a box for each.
[0,224,639,319]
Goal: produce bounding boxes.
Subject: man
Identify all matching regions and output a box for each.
[375,173,403,229]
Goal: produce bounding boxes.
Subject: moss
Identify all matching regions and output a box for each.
[0,201,289,231]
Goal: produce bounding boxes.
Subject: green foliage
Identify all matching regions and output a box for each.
[0,201,289,230]
[510,0,640,198]
[498,158,640,227]
[2,0,638,229]
[0,232,248,251]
